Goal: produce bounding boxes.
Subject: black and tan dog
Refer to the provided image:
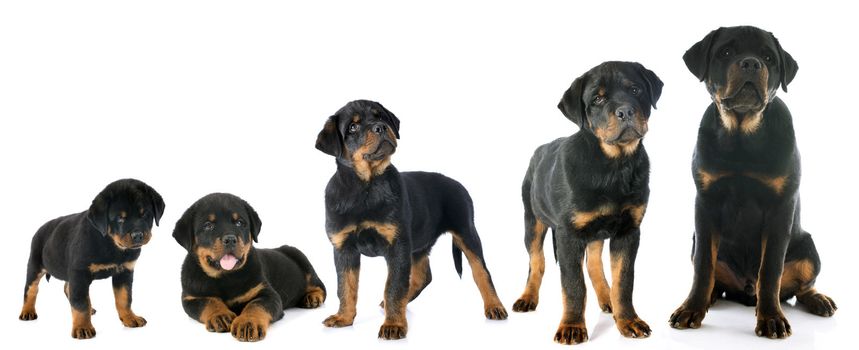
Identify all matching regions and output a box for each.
[513,62,662,344]
[315,100,508,340]
[173,193,326,342]
[669,26,836,339]
[19,178,164,339]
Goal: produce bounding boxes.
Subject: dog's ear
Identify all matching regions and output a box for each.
[375,103,401,139]
[142,184,165,226]
[558,74,588,129]
[172,204,195,251]
[87,193,110,236]
[242,200,262,243]
[684,28,722,82]
[772,34,798,93]
[634,63,664,109]
[315,115,343,157]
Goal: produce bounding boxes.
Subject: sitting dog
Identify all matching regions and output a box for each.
[669,26,836,339]
[19,178,164,339]
[172,193,326,342]
[513,62,663,344]
[315,100,508,340]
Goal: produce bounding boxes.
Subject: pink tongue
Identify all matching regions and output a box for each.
[220,254,238,270]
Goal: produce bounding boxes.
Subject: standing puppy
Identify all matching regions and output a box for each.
[315,100,508,340]
[670,26,836,339]
[513,62,662,344]
[19,178,164,339]
[173,193,326,342]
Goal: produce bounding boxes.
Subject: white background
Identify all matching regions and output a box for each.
[1,1,854,349]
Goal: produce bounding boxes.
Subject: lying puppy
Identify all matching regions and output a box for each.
[670,25,836,339]
[19,178,164,339]
[513,62,662,344]
[315,100,508,340]
[173,193,326,342]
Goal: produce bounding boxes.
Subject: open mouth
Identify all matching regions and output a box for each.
[206,253,244,271]
[363,140,395,161]
[722,82,763,112]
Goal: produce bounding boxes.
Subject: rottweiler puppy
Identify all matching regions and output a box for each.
[315,100,508,340]
[19,178,164,339]
[669,26,837,339]
[173,193,326,342]
[512,62,663,344]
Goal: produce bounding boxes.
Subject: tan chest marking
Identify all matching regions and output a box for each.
[329,221,399,249]
[88,260,136,274]
[571,203,646,230]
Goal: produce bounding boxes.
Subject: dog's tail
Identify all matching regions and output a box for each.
[452,243,463,277]
[45,274,51,282]
[551,228,558,263]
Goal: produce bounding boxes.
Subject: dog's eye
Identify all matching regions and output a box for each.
[203,222,215,231]
[721,48,732,57]
[235,219,245,227]
[763,55,773,63]
[592,95,606,105]
[630,87,641,96]
[348,123,359,134]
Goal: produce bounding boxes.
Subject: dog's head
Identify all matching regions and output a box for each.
[87,178,164,250]
[172,193,261,278]
[684,26,798,132]
[315,100,400,181]
[558,61,663,158]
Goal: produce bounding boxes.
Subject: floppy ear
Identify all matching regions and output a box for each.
[772,35,798,92]
[243,200,262,243]
[376,103,401,139]
[558,74,588,129]
[635,63,664,109]
[143,185,165,226]
[87,193,110,236]
[172,205,195,251]
[684,28,722,82]
[315,115,343,157]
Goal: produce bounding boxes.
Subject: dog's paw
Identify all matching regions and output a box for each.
[554,323,588,345]
[485,304,508,320]
[302,289,325,309]
[323,313,354,328]
[378,322,407,340]
[120,314,147,328]
[512,294,538,312]
[19,309,38,321]
[204,310,236,333]
[755,313,791,339]
[616,317,651,338]
[799,292,837,317]
[231,314,268,342]
[71,324,96,339]
[669,304,707,329]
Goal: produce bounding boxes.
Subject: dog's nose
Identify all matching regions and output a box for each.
[131,231,144,244]
[615,106,635,121]
[740,57,762,73]
[222,235,237,247]
[372,124,387,134]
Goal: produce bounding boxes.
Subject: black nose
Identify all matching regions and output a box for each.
[223,235,237,247]
[131,231,144,244]
[615,106,635,121]
[740,57,762,73]
[372,124,387,134]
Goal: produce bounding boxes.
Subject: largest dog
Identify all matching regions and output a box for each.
[513,62,662,344]
[19,178,164,339]
[315,100,508,340]
[669,26,836,339]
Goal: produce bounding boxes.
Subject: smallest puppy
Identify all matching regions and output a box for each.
[19,178,164,339]
[173,193,326,342]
